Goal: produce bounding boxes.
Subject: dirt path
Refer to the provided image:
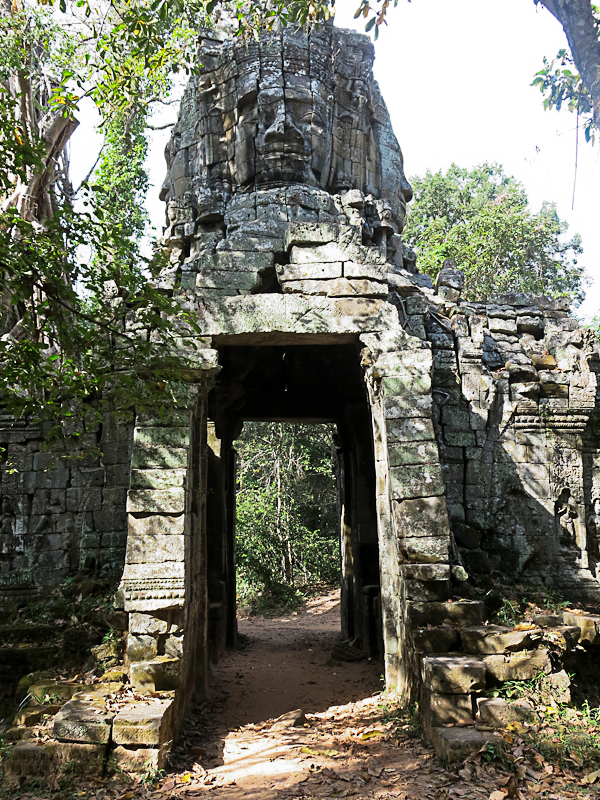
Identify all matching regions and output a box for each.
[166,591,473,799]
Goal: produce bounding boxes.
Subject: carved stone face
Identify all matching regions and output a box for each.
[163,25,413,232]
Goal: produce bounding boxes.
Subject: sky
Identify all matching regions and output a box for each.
[70,0,599,320]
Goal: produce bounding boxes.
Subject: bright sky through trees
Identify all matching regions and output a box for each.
[68,0,599,319]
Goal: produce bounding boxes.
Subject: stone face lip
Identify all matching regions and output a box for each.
[460,625,543,655]
[421,689,474,729]
[52,693,114,744]
[422,655,486,694]
[112,697,174,747]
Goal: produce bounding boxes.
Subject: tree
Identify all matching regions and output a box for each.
[235,423,339,611]
[402,163,585,302]
[533,1,600,132]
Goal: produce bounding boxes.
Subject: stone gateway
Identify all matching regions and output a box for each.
[2,21,600,771]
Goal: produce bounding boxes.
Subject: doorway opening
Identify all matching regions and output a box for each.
[234,421,339,617]
[204,340,384,684]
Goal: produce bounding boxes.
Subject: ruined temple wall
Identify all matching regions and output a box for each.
[419,263,600,601]
[0,413,133,604]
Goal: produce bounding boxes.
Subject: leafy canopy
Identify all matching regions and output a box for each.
[402,163,585,303]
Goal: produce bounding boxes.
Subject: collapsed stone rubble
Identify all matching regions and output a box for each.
[1,20,600,777]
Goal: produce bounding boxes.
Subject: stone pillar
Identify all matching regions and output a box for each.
[116,384,209,726]
[362,329,452,699]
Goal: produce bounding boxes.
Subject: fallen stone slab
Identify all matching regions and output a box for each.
[13,704,62,727]
[422,655,486,694]
[562,611,600,645]
[429,726,500,762]
[461,625,543,655]
[484,649,551,683]
[477,698,538,728]
[113,697,174,747]
[53,691,114,744]
[28,680,86,704]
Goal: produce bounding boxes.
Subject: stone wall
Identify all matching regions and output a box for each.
[0,413,133,606]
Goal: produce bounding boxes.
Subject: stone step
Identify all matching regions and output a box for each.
[413,625,459,653]
[460,625,543,655]
[4,741,106,784]
[477,697,537,728]
[422,655,486,694]
[429,726,501,763]
[408,600,486,628]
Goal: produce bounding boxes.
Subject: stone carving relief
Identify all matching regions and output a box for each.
[159,23,413,281]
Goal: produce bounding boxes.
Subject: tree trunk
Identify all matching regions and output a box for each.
[538,0,600,126]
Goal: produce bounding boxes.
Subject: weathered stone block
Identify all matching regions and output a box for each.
[388,441,439,467]
[113,697,174,747]
[66,487,102,512]
[443,427,477,447]
[400,536,449,563]
[461,626,543,655]
[134,427,190,449]
[125,532,185,564]
[130,469,187,490]
[422,689,473,728]
[429,727,500,763]
[127,633,158,661]
[130,657,181,693]
[422,655,486,694]
[129,612,169,635]
[132,447,188,469]
[408,600,486,628]
[128,513,185,538]
[391,464,445,500]
[277,262,342,280]
[94,508,127,533]
[111,744,167,772]
[412,626,459,653]
[404,579,450,602]
[126,489,185,513]
[343,261,387,280]
[478,698,537,728]
[52,741,106,776]
[394,496,451,538]
[386,418,435,443]
[53,694,114,744]
[483,649,551,683]
[562,611,600,645]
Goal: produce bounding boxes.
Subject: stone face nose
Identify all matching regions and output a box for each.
[263,112,286,143]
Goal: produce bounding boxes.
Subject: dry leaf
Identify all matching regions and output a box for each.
[582,769,600,784]
[489,791,507,800]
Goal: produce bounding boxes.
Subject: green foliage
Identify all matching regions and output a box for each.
[235,423,338,613]
[533,47,596,144]
[402,163,585,303]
